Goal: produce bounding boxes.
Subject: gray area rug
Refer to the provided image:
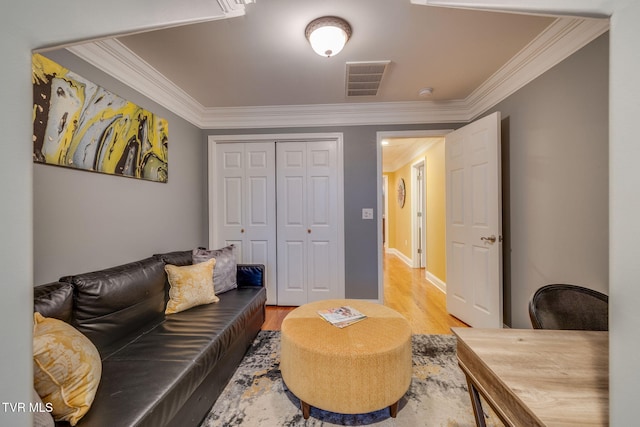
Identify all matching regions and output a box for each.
[201,331,499,426]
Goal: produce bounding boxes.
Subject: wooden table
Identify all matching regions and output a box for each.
[452,328,608,427]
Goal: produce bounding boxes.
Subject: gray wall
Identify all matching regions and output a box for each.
[1,2,636,424]
[2,3,226,424]
[206,33,609,323]
[206,123,463,300]
[489,32,609,328]
[37,31,607,321]
[33,50,208,284]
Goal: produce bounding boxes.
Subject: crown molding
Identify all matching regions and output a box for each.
[413,0,612,19]
[217,0,255,18]
[66,16,608,129]
[67,39,206,127]
[465,17,609,120]
[199,100,468,129]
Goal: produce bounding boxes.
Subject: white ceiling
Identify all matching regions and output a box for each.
[65,1,607,133]
[117,1,553,108]
[382,137,444,173]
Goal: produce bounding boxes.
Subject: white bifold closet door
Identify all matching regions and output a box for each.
[216,142,277,304]
[276,140,341,306]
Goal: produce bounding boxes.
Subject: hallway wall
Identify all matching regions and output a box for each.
[385,139,447,285]
[386,166,413,259]
[425,141,446,284]
[486,32,609,328]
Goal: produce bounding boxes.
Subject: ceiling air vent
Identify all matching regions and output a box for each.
[345,61,390,97]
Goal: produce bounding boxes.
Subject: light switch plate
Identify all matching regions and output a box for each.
[362,208,374,219]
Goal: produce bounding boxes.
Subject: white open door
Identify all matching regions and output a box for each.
[445,112,502,328]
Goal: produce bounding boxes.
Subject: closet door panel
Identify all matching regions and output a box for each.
[223,177,243,226]
[277,140,341,305]
[248,176,269,226]
[309,176,330,226]
[218,145,245,239]
[244,143,276,304]
[248,240,269,266]
[308,240,331,296]
[277,240,306,306]
[306,140,339,302]
[283,176,305,226]
[276,142,307,305]
[216,142,276,304]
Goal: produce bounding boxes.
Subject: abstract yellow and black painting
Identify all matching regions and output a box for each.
[32,53,168,182]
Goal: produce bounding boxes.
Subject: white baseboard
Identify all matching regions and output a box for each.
[386,248,413,267]
[388,249,448,295]
[422,272,511,328]
[425,271,447,294]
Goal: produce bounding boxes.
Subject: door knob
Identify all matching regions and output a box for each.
[241,229,245,233]
[481,235,496,243]
[308,229,311,234]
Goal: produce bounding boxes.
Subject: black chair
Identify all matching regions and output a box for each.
[528,284,608,330]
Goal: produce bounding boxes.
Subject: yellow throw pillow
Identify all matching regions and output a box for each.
[165,258,219,314]
[33,312,102,426]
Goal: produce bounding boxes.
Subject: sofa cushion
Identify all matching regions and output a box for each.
[237,264,266,288]
[192,245,238,294]
[154,250,192,267]
[165,259,219,314]
[74,285,266,427]
[34,282,74,323]
[33,313,102,426]
[60,257,167,357]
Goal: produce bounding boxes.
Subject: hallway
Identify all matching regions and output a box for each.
[382,252,468,334]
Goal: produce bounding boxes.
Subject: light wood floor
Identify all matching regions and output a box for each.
[262,252,468,334]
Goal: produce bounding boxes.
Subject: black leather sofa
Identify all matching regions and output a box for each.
[33,249,266,427]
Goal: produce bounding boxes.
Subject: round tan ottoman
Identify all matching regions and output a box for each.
[280,299,412,419]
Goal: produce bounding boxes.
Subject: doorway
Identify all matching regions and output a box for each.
[377,130,452,302]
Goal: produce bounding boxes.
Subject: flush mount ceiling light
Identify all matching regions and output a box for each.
[305,16,352,58]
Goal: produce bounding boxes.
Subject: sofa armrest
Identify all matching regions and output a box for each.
[237,264,265,288]
[34,282,74,323]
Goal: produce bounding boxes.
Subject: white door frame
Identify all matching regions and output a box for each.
[377,129,453,303]
[411,158,427,268]
[383,174,389,250]
[208,133,345,304]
